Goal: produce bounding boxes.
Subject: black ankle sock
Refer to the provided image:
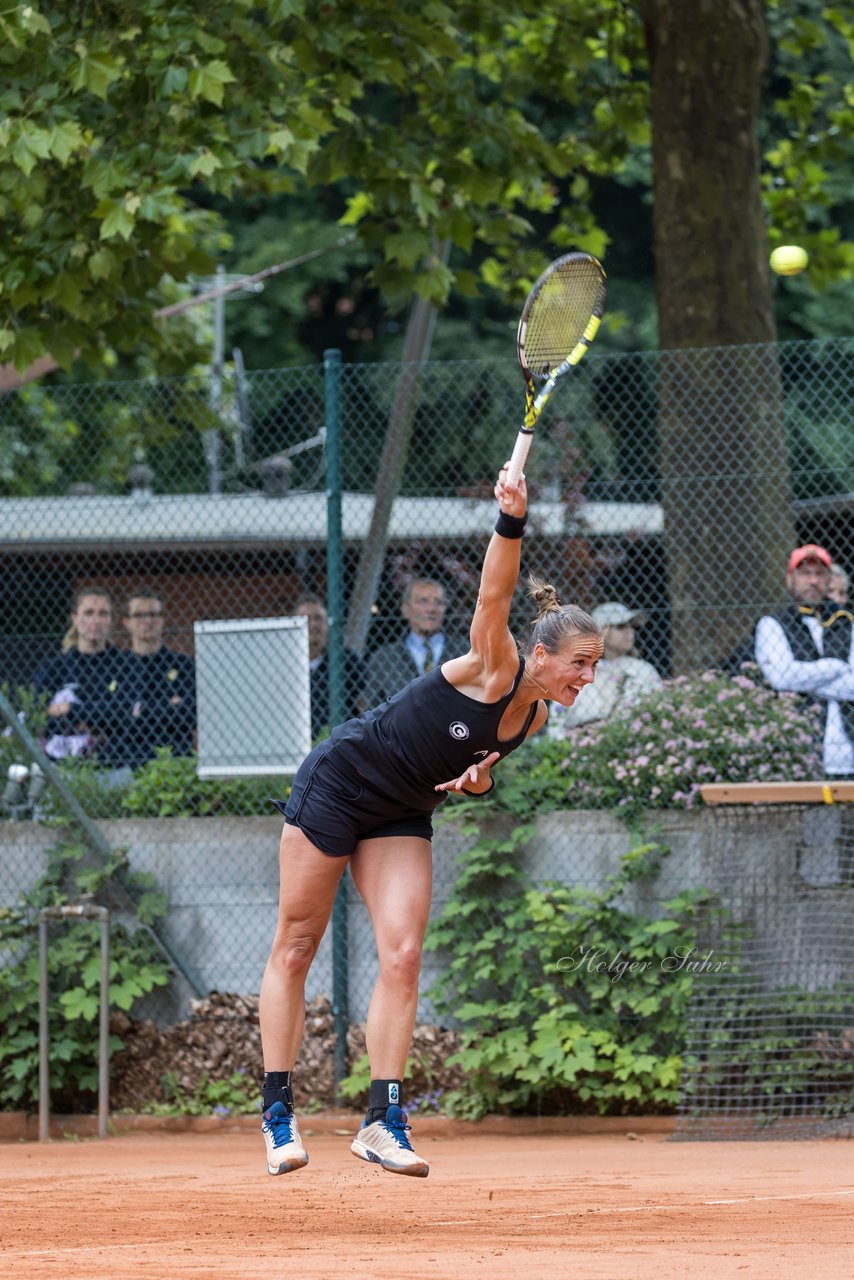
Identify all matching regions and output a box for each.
[366,1078,402,1124]
[262,1070,294,1111]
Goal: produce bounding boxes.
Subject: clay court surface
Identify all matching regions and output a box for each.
[1,1115,852,1280]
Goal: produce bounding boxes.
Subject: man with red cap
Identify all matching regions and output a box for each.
[755,544,854,776]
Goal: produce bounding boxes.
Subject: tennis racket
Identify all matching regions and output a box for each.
[507,252,607,487]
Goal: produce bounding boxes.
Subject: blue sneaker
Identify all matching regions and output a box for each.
[350,1105,429,1178]
[262,1101,308,1176]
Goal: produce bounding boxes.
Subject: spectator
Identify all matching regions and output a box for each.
[829,562,850,607]
[549,601,662,733]
[361,578,469,707]
[293,595,367,738]
[123,589,196,766]
[34,585,136,770]
[755,543,854,777]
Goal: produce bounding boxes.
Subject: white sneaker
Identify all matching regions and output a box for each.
[262,1101,309,1175]
[350,1105,429,1178]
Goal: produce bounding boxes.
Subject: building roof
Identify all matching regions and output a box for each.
[0,490,664,554]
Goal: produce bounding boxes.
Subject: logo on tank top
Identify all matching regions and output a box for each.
[449,721,470,740]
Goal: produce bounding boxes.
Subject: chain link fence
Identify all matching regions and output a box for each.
[675,798,854,1140]
[2,337,854,1119]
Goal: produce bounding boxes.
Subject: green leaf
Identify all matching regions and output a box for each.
[83,156,129,198]
[70,47,125,99]
[188,149,223,178]
[7,1056,31,1081]
[160,64,189,96]
[59,988,100,1021]
[384,229,430,269]
[48,121,85,164]
[89,248,118,281]
[413,258,454,306]
[267,126,295,157]
[18,5,52,37]
[9,326,47,371]
[341,191,374,226]
[11,131,40,176]
[188,60,236,106]
[268,0,304,20]
[99,203,136,241]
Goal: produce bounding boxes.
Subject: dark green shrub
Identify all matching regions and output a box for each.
[0,838,170,1112]
[425,814,716,1118]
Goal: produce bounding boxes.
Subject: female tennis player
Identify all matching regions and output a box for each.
[259,465,603,1178]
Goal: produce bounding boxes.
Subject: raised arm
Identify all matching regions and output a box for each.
[467,468,528,687]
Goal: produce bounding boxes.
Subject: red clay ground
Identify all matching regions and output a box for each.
[1,1115,852,1280]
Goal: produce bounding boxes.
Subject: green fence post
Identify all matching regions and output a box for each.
[324,347,350,1096]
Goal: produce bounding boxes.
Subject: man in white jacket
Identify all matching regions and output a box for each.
[755,543,854,777]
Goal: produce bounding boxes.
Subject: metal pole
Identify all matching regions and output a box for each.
[98,915,110,1140]
[204,263,225,496]
[324,348,350,1095]
[38,918,49,1143]
[154,236,355,319]
[325,348,345,729]
[39,903,111,1142]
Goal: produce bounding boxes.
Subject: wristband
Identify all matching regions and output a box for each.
[461,776,495,798]
[495,510,528,539]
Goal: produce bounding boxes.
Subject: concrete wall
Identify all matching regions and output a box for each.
[2,804,851,1022]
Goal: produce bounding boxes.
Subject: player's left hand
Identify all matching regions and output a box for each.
[435,750,501,795]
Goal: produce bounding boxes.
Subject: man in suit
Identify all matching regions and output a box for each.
[294,595,367,738]
[362,577,469,708]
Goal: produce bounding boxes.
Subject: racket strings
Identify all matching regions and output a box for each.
[523,261,605,378]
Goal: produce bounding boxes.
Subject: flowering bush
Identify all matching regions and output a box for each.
[553,667,821,818]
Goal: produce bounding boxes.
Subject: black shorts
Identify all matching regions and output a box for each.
[272,742,434,858]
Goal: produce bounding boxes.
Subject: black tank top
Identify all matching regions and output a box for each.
[325,656,539,812]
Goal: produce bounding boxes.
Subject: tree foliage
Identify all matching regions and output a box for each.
[0,1,852,376]
[0,0,619,373]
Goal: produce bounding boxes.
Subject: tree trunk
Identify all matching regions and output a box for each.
[638,0,795,671]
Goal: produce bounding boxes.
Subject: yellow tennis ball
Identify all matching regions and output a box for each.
[770,245,808,276]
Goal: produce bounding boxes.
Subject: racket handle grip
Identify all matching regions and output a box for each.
[506,431,533,488]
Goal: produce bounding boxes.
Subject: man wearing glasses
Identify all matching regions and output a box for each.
[123,590,196,767]
[755,544,854,778]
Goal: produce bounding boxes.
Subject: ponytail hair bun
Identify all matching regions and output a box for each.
[527,575,563,621]
[521,575,601,657]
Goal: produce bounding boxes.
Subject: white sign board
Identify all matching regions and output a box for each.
[194,616,311,778]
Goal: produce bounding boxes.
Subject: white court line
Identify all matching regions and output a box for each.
[434,1186,854,1227]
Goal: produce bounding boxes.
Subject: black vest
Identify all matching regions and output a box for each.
[775,600,854,743]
